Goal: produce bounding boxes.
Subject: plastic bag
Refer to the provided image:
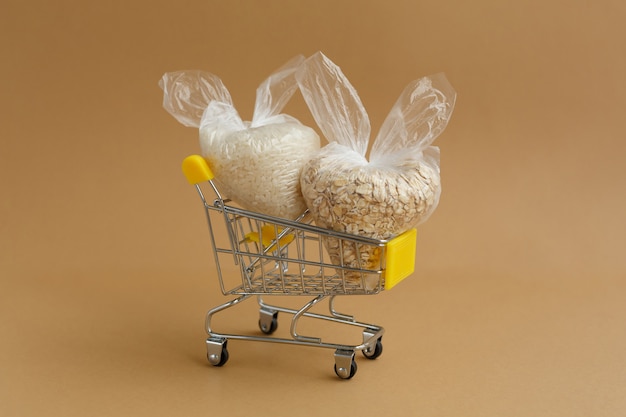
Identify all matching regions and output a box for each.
[159,55,320,220]
[296,52,456,284]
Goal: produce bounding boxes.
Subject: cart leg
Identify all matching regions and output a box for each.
[206,294,251,335]
[206,338,229,367]
[328,295,355,322]
[291,295,325,343]
[334,349,357,379]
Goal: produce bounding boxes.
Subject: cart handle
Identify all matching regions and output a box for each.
[182,155,214,184]
[384,228,417,290]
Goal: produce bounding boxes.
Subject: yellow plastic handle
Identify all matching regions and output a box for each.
[182,155,214,184]
[384,228,417,290]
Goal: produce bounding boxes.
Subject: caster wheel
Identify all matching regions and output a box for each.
[259,311,278,334]
[362,337,383,360]
[334,360,357,380]
[206,339,229,367]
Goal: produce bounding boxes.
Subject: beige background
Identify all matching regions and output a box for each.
[2,0,625,416]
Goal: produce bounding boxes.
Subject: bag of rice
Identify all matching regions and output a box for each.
[159,55,320,220]
[296,52,456,282]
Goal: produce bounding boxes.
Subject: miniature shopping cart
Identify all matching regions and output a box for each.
[182,155,418,379]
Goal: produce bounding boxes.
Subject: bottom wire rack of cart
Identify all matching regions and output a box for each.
[182,155,418,379]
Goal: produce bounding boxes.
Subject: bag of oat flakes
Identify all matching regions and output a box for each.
[296,52,456,281]
[159,55,320,220]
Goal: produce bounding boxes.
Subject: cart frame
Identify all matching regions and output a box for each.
[182,155,417,379]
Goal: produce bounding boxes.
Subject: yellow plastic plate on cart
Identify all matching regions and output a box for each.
[182,155,214,184]
[384,228,417,290]
[245,225,295,248]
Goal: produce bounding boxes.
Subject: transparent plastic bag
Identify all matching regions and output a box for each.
[296,52,456,284]
[159,55,320,220]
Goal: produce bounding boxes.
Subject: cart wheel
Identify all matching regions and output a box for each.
[334,360,357,380]
[362,337,383,360]
[259,311,278,334]
[208,347,229,367]
[206,339,229,367]
[334,350,357,380]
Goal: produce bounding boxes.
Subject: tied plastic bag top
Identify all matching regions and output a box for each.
[296,52,456,285]
[159,55,320,220]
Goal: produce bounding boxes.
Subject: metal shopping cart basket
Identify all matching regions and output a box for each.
[182,155,418,379]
